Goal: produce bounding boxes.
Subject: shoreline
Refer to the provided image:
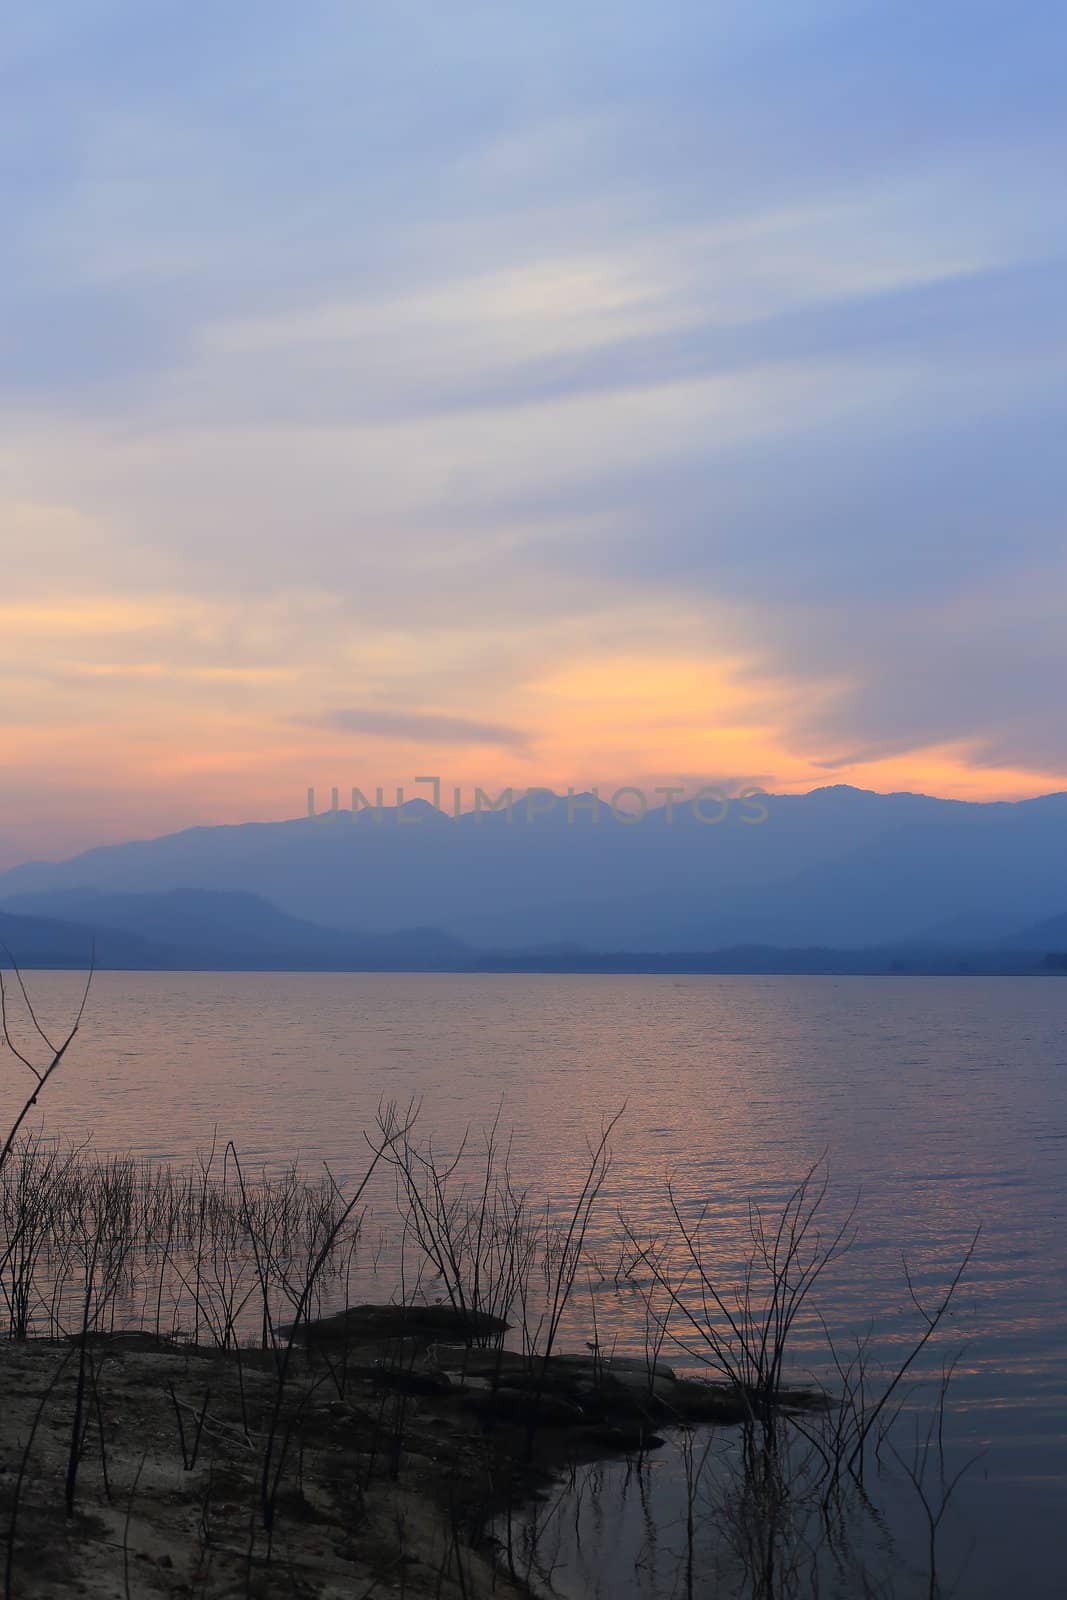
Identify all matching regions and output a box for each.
[0,1328,541,1600]
[0,1307,786,1600]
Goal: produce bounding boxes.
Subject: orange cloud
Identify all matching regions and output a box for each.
[1,603,1064,871]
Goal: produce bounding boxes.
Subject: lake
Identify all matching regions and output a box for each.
[9,971,1067,1596]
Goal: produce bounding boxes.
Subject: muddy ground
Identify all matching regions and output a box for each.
[0,1307,775,1600]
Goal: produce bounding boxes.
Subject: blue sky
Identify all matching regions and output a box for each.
[2,1,1066,861]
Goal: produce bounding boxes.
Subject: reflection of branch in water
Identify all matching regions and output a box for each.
[715,1419,899,1600]
[844,1229,981,1483]
[510,1158,981,1600]
[679,1425,715,1600]
[502,1306,983,1600]
[886,1354,985,1600]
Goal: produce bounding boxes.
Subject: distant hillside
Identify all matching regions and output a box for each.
[0,889,1063,975]
[475,939,1062,977]
[0,908,175,970]
[1000,911,1067,949]
[3,785,1067,952]
[0,889,469,971]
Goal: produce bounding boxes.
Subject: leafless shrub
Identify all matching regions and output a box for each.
[624,1157,858,1425]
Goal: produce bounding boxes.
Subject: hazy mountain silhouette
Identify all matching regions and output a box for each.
[0,889,469,970]
[0,886,1063,975]
[0,896,1061,975]
[0,907,173,969]
[474,942,1058,976]
[999,911,1067,950]
[3,786,1067,952]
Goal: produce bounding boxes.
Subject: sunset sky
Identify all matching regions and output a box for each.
[3,1,1066,867]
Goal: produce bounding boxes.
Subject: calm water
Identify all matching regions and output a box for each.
[10,971,1067,1595]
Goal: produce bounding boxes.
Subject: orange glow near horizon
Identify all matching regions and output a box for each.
[2,616,1064,869]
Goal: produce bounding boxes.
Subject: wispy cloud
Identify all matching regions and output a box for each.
[1,0,1066,862]
[301,707,530,749]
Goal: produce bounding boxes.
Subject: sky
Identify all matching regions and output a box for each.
[3,0,1066,866]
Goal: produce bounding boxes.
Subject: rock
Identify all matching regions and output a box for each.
[464,1388,584,1426]
[570,1384,666,1425]
[373,1367,453,1397]
[285,1303,509,1345]
[657,1378,752,1424]
[326,1399,379,1424]
[437,1348,532,1381]
[548,1354,677,1385]
[584,1424,666,1453]
[769,1386,833,1414]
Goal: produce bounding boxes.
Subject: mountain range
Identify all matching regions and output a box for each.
[0,887,1063,975]
[0,890,466,971]
[1,785,1067,971]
